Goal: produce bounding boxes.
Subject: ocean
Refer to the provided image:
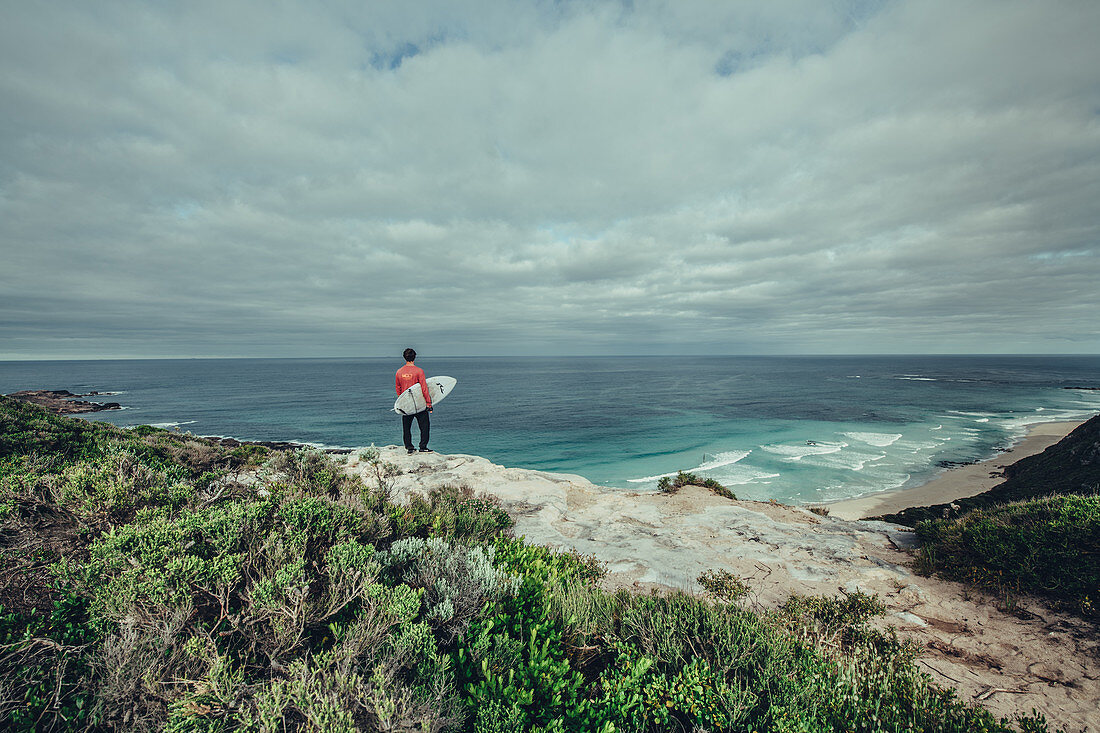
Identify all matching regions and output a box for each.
[2,355,1098,505]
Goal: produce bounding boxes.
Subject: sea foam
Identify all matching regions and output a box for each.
[696,450,752,471]
[842,431,903,447]
[626,450,751,483]
[800,449,887,472]
[710,464,782,486]
[762,441,847,461]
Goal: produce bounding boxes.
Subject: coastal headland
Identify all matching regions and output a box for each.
[343,421,1100,731]
[4,389,122,414]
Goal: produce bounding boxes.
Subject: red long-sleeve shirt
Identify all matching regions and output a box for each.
[395,364,431,408]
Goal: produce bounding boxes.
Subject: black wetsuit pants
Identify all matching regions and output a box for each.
[402,411,430,451]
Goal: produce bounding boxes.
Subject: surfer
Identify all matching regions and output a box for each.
[395,348,432,454]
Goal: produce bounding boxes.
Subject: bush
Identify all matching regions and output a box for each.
[0,397,105,462]
[550,586,1042,732]
[378,537,517,644]
[67,481,466,728]
[656,471,736,500]
[915,493,1100,620]
[424,484,514,541]
[781,589,888,631]
[453,541,609,733]
[266,448,358,496]
[0,592,97,731]
[697,568,750,602]
[56,446,194,517]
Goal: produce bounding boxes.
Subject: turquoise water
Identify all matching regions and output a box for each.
[2,356,1098,504]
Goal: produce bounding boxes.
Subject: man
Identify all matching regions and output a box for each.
[395,348,432,454]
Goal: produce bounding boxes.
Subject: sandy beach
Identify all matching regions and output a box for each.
[827,419,1088,520]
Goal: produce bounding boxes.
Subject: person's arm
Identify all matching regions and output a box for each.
[395,371,403,395]
[418,371,432,409]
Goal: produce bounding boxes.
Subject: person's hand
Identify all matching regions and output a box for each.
[428,406,433,413]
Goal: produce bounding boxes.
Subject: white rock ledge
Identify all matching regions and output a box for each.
[344,446,910,600]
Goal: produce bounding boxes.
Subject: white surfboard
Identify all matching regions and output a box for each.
[393,375,457,415]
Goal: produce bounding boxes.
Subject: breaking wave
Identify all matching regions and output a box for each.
[762,441,847,461]
[626,450,752,483]
[842,431,903,447]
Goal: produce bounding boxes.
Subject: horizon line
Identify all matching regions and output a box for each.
[3,352,1100,362]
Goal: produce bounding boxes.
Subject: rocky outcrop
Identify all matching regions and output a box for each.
[5,389,122,414]
[343,447,1100,732]
[201,436,351,454]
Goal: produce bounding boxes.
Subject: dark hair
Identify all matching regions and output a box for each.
[403,348,416,362]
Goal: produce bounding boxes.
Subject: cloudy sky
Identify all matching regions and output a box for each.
[2,0,1098,358]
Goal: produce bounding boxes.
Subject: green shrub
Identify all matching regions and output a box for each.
[425,484,514,541]
[89,605,200,730]
[356,445,401,502]
[1,455,64,517]
[164,651,244,733]
[656,470,736,500]
[379,536,517,644]
[541,584,1040,733]
[697,568,750,602]
[267,448,361,497]
[915,493,1100,620]
[453,541,609,733]
[781,589,888,631]
[380,484,515,544]
[0,397,104,462]
[70,488,463,728]
[75,499,272,619]
[597,643,747,731]
[56,446,194,517]
[490,536,605,587]
[0,592,97,731]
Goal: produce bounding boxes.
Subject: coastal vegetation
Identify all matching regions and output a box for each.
[656,471,737,500]
[913,494,1099,621]
[882,416,1100,622]
[0,396,1057,731]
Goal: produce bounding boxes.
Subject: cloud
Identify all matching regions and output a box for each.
[1,0,1098,358]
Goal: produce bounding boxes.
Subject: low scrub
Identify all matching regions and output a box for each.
[0,398,1061,731]
[915,493,1100,620]
[0,592,96,730]
[697,568,750,602]
[656,470,737,500]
